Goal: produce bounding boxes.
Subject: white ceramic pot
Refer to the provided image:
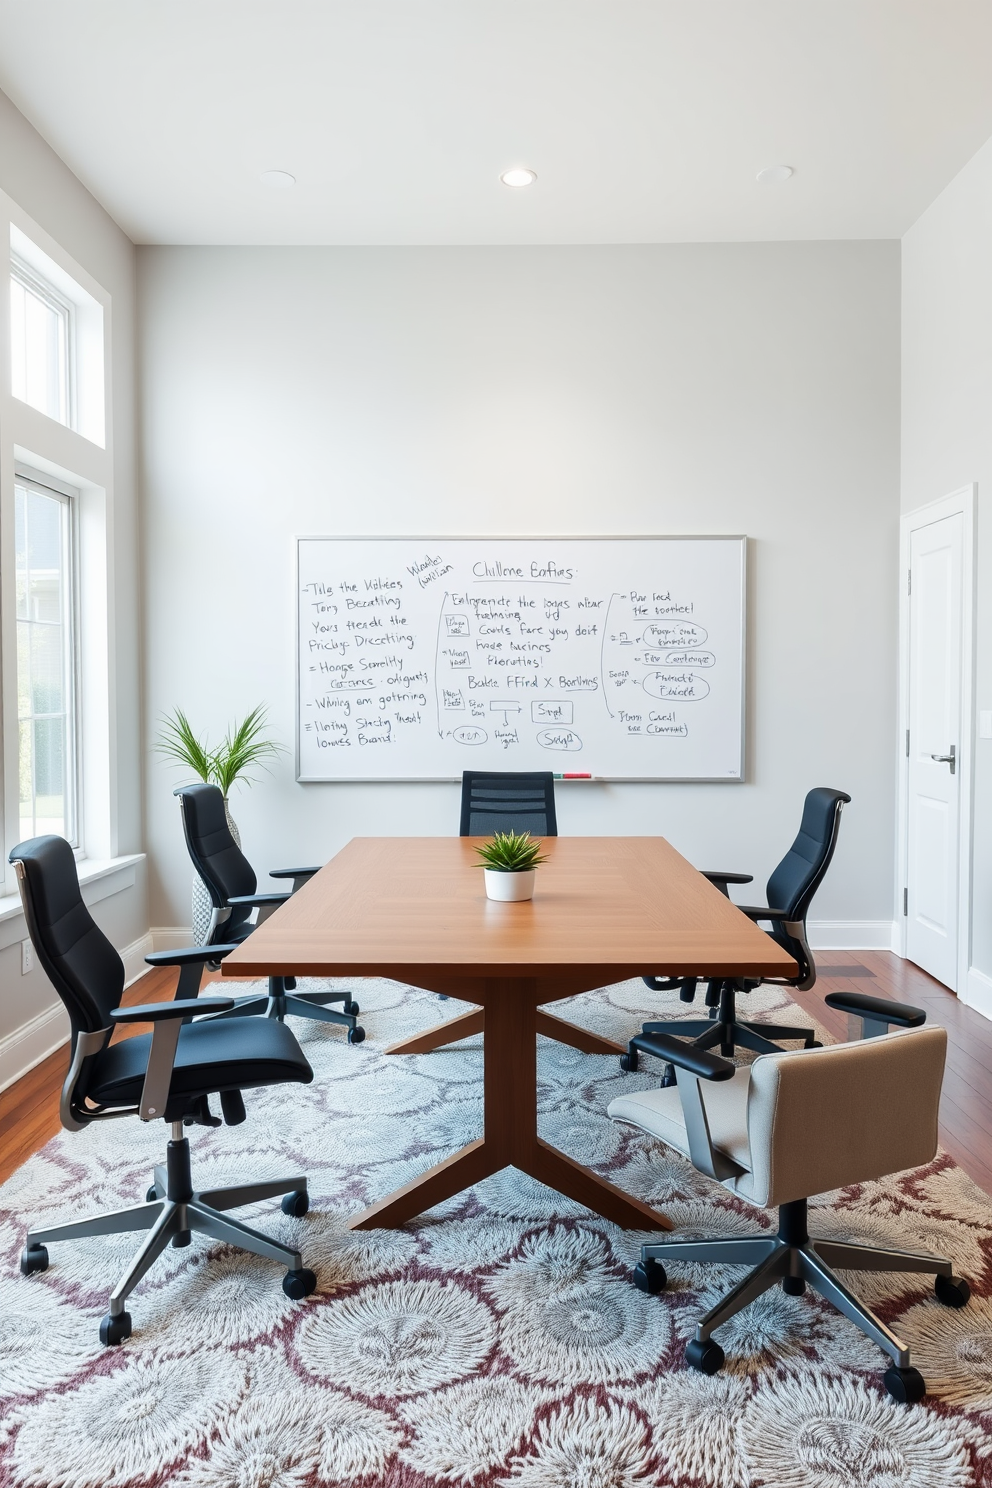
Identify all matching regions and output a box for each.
[484,868,536,902]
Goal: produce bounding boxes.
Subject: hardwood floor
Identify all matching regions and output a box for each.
[1,953,991,1196]
[0,964,212,1186]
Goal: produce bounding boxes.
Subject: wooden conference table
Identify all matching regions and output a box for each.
[223,837,796,1233]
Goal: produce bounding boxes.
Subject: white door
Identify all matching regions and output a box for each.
[905,512,963,989]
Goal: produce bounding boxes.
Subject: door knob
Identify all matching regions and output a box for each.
[930,745,956,774]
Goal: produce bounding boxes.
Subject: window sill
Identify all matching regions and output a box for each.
[0,852,144,948]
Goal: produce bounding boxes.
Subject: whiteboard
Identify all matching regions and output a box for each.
[297,537,746,782]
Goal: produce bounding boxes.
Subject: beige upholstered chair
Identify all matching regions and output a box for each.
[608,1001,970,1404]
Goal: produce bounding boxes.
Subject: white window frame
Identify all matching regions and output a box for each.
[9,252,76,430]
[13,464,82,850]
[1,199,118,887]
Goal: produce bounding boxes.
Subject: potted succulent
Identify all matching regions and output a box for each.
[474,831,548,902]
[156,705,284,940]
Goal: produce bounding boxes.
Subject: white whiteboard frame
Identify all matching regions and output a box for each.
[296,534,747,783]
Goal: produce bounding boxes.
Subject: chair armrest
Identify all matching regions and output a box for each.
[111,997,236,1024]
[824,991,926,1037]
[702,871,754,898]
[144,943,242,1000]
[624,1033,742,1183]
[228,890,291,927]
[144,945,240,967]
[627,1031,736,1080]
[227,893,291,908]
[271,868,319,893]
[109,997,235,1121]
[736,906,790,920]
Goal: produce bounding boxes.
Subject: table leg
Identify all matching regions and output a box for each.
[385,1005,625,1058]
[534,1009,626,1056]
[352,977,669,1232]
[385,1008,484,1056]
[524,1140,672,1232]
[349,1139,495,1230]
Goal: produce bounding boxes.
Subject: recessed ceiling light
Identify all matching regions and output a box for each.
[756,165,794,185]
[260,169,296,189]
[500,167,537,188]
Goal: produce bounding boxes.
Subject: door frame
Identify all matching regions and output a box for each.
[895,484,976,996]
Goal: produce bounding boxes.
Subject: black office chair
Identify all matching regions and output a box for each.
[11,835,318,1346]
[622,787,851,1080]
[460,770,558,837]
[175,783,363,1042]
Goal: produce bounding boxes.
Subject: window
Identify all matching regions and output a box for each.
[10,255,73,427]
[15,473,78,844]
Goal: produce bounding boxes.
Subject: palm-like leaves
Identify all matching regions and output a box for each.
[156,708,214,782]
[156,705,284,795]
[474,831,548,872]
[212,706,284,794]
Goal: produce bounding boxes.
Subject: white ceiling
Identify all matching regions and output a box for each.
[0,1,991,246]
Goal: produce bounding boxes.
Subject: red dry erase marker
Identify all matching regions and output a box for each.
[562,773,592,779]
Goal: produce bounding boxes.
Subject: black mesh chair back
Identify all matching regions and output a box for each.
[459,770,558,837]
[765,787,852,951]
[11,835,124,1039]
[175,782,257,940]
[628,785,853,1073]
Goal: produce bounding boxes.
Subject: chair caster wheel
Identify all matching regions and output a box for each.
[20,1244,48,1276]
[935,1273,970,1308]
[282,1190,309,1218]
[283,1267,317,1300]
[883,1365,926,1404]
[100,1312,132,1346]
[659,1065,677,1089]
[172,1230,191,1248]
[343,999,360,1016]
[783,1276,806,1295]
[685,1338,725,1376]
[633,1258,667,1294]
[348,1025,365,1044]
[806,1039,822,1049]
[619,1052,638,1073]
[146,1185,159,1202]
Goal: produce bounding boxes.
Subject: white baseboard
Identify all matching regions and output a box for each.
[0,1002,69,1094]
[122,933,154,988]
[964,967,992,1022]
[807,920,897,951]
[150,926,195,952]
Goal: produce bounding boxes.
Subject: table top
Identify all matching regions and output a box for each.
[221,836,797,987]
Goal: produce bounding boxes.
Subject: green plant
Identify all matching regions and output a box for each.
[156,705,284,795]
[474,831,548,873]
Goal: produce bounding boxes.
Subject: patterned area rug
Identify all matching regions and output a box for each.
[2,978,992,1488]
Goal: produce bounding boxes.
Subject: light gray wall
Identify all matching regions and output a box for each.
[902,135,992,975]
[138,243,900,934]
[0,87,146,1049]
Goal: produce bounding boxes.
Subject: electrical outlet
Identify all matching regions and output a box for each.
[21,939,33,975]
[981,711,992,740]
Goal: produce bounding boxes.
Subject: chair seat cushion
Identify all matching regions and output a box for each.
[87,1014,314,1107]
[607,1067,753,1171]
